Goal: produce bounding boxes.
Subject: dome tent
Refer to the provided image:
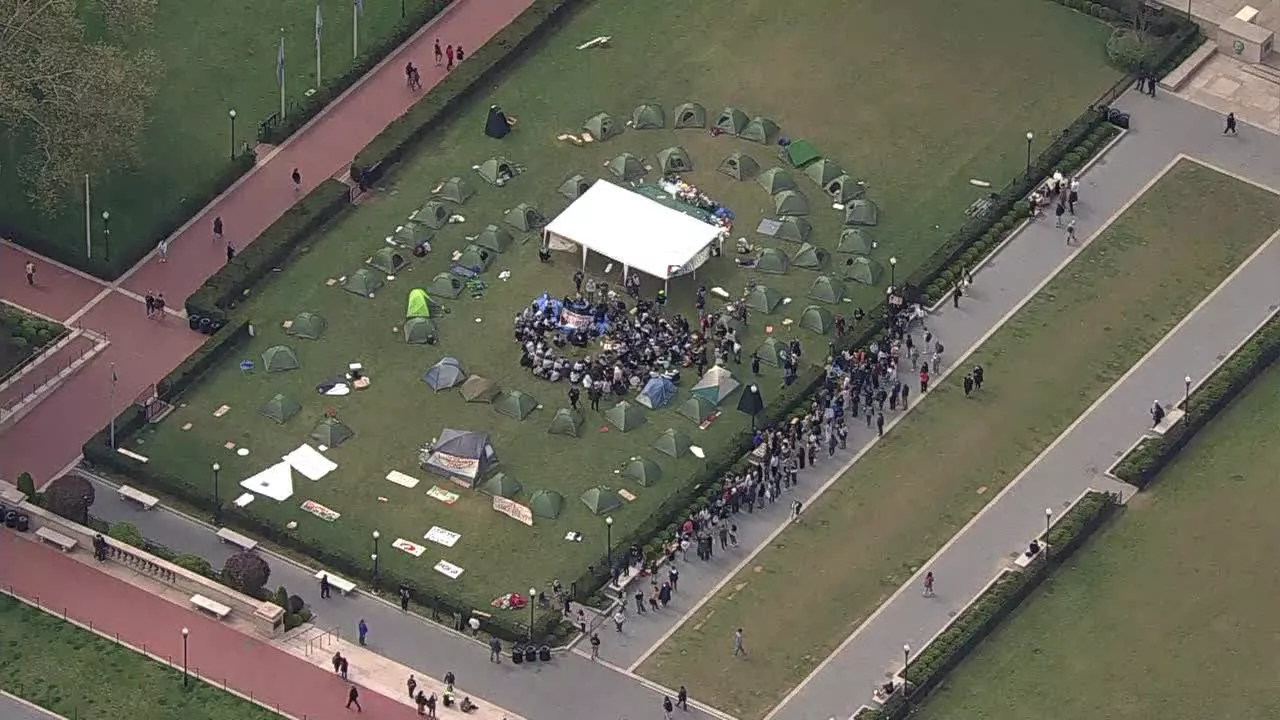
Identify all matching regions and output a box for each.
[406,288,432,318]
[583,112,622,141]
[558,174,592,200]
[808,275,847,304]
[774,190,810,217]
[424,429,498,486]
[845,199,880,226]
[478,156,517,185]
[484,105,512,139]
[692,365,740,406]
[310,417,354,447]
[261,345,300,373]
[637,376,677,409]
[744,284,782,314]
[842,255,884,286]
[605,400,646,432]
[342,268,383,297]
[434,176,476,205]
[503,203,545,232]
[740,116,779,144]
[773,216,812,243]
[494,389,538,420]
[529,489,564,519]
[805,158,844,187]
[475,225,514,253]
[755,247,790,275]
[785,139,821,168]
[259,393,301,424]
[677,395,717,424]
[456,244,495,272]
[580,486,622,516]
[631,103,665,129]
[653,428,693,459]
[718,152,760,181]
[825,174,865,203]
[368,246,410,274]
[754,337,788,366]
[547,408,584,437]
[403,317,439,344]
[837,228,876,255]
[409,200,450,229]
[622,456,662,486]
[479,472,522,498]
[757,167,798,195]
[713,107,749,135]
[459,375,500,403]
[791,242,824,269]
[607,153,646,182]
[288,311,326,340]
[799,305,834,334]
[656,146,693,173]
[394,222,433,245]
[672,102,707,129]
[423,357,467,391]
[426,272,464,299]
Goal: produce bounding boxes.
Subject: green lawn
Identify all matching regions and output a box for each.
[0,0,436,271]
[0,594,280,720]
[637,160,1280,718]
[131,0,1117,620]
[912,361,1280,720]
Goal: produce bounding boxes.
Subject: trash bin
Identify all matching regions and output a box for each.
[511,644,524,664]
[16,514,29,532]
[538,645,552,662]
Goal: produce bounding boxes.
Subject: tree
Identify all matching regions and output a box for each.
[0,0,162,213]
[221,551,271,597]
[107,521,145,547]
[15,472,36,499]
[42,474,94,523]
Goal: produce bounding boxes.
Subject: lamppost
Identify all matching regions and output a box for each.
[902,643,911,682]
[1184,375,1192,412]
[101,210,111,263]
[889,256,897,288]
[82,494,90,526]
[228,109,237,159]
[528,586,537,640]
[1025,131,1034,172]
[212,463,221,524]
[400,0,405,17]
[372,530,381,583]
[605,516,614,570]
[181,627,190,687]
[1044,507,1053,537]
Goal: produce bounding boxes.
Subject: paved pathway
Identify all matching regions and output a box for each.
[0,693,62,720]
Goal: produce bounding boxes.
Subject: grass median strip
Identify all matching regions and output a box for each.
[911,361,1280,720]
[637,159,1280,719]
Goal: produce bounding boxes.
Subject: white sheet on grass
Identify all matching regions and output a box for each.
[240,461,295,502]
[284,444,338,481]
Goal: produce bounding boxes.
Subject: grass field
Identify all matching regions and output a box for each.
[0,594,280,720]
[637,160,1280,718]
[0,0,435,270]
[130,0,1117,617]
[912,360,1280,720]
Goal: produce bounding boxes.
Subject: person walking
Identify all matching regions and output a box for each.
[24,260,36,286]
[1065,220,1077,246]
[445,44,455,71]
[663,696,675,720]
[952,282,962,308]
[357,618,368,646]
[319,574,331,599]
[919,368,930,394]
[489,636,503,663]
[291,168,302,193]
[733,628,746,657]
[1150,400,1166,427]
[1054,202,1065,228]
[677,686,689,711]
[399,586,411,611]
[876,412,885,437]
[407,675,418,699]
[613,609,626,632]
[1068,178,1079,215]
[346,685,361,712]
[963,373,974,397]
[434,39,443,65]
[1225,112,1238,135]
[923,571,935,597]
[972,364,984,390]
[157,237,169,263]
[331,651,343,675]
[339,655,349,680]
[790,499,802,522]
[212,215,224,243]
[226,242,235,263]
[589,632,600,660]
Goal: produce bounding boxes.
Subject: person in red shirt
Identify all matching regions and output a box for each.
[919,368,930,393]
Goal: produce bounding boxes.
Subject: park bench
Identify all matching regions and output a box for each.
[118,485,159,510]
[190,594,232,619]
[215,527,258,552]
[315,571,357,595]
[35,526,77,552]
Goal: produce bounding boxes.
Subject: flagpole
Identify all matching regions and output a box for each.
[84,174,91,259]
[353,1,359,59]
[279,28,287,120]
[315,1,322,84]
[109,363,117,449]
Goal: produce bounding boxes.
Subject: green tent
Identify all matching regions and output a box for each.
[622,457,662,486]
[718,152,760,181]
[845,199,880,226]
[529,489,564,519]
[605,401,646,432]
[478,157,517,186]
[740,116,779,144]
[756,247,790,275]
[342,268,383,297]
[288,311,326,340]
[653,428,692,459]
[475,225,514,253]
[754,337,789,367]
[692,366,740,406]
[841,255,884,286]
[677,395,717,424]
[494,389,538,420]
[310,417,354,447]
[713,107,749,135]
[503,203,544,232]
[774,190,810,217]
[403,317,439,344]
[457,244,495,272]
[558,174,592,200]
[426,272,464,299]
[547,408,584,437]
[607,153,645,182]
[583,112,622,141]
[745,284,782,314]
[837,228,877,255]
[368,246,410,274]
[809,275,846,304]
[261,345,300,373]
[406,288,432,318]
[434,176,476,204]
[774,216,813,243]
[672,102,707,129]
[479,472,522,498]
[805,158,844,187]
[785,139,821,168]
[656,146,693,173]
[631,103,665,129]
[459,375,500,403]
[825,174,865,203]
[409,201,450,229]
[394,222,433,245]
[798,305,834,335]
[259,393,301,424]
[580,486,622,516]
[791,242,824,270]
[758,168,797,195]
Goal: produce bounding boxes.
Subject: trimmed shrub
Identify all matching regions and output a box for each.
[222,551,271,596]
[107,521,146,548]
[15,472,36,500]
[43,475,95,523]
[174,553,215,578]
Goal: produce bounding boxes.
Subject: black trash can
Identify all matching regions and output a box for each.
[538,645,552,662]
[523,646,537,663]
[4,511,17,528]
[511,644,524,664]
[15,514,29,532]
[188,314,203,331]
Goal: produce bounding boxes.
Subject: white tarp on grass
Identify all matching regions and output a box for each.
[284,444,338,481]
[240,461,295,502]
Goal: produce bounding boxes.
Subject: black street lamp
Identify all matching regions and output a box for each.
[1025,131,1034,173]
[1184,375,1192,412]
[528,586,537,640]
[82,494,90,526]
[1045,507,1053,537]
[101,211,111,263]
[903,643,912,706]
[605,516,614,570]
[372,530,381,583]
[212,463,221,524]
[889,256,897,288]
[181,627,190,687]
[228,109,237,159]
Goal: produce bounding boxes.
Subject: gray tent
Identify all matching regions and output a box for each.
[758,168,798,195]
[607,153,646,182]
[494,390,538,420]
[409,201,450,229]
[368,246,410,274]
[262,345,300,373]
[424,429,498,486]
[403,317,439,344]
[581,486,623,516]
[805,158,844,187]
[692,365,740,406]
[791,242,824,269]
[343,268,384,297]
[841,255,884,286]
[656,146,693,173]
[259,393,301,424]
[714,107,749,135]
[426,272,464,299]
[504,203,545,232]
[288,311,326,340]
[718,152,760,181]
[773,216,812,243]
[809,275,846,304]
[677,395,717,423]
[740,116,779,144]
[478,157,517,186]
[434,176,476,205]
[547,408,584,437]
[310,417,354,447]
[631,103,665,129]
[459,375,500,403]
[479,472,522,498]
[605,401,646,432]
[558,174,592,200]
[756,247,790,275]
[394,222,434,245]
[745,284,782,314]
[528,489,564,519]
[457,244,495,271]
[622,457,662,486]
[837,228,877,255]
[825,174,865,203]
[845,199,880,226]
[774,190,810,217]
[799,305,834,334]
[755,337,789,367]
[475,225,514,253]
[653,428,692,459]
[423,357,467,390]
[584,112,622,141]
[672,102,707,129]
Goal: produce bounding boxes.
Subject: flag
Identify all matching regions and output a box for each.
[277,34,285,87]
[315,1,323,45]
[354,0,363,15]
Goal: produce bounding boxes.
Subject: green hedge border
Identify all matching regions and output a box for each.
[0,304,71,384]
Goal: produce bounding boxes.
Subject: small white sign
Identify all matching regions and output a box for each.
[434,559,465,579]
[424,526,461,548]
[393,538,426,557]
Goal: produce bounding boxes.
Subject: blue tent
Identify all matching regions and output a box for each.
[637,376,677,409]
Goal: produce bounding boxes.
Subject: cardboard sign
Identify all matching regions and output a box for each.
[492,496,534,526]
[424,526,461,548]
[300,499,340,522]
[393,538,427,557]
[434,559,465,579]
[427,485,460,505]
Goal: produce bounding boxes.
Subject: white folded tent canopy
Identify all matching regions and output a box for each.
[543,179,721,292]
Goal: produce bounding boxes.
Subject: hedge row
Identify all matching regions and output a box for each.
[1112,312,1280,488]
[185,180,351,320]
[1048,0,1189,36]
[864,490,1121,720]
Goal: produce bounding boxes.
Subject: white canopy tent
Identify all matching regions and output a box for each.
[543,180,722,291]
